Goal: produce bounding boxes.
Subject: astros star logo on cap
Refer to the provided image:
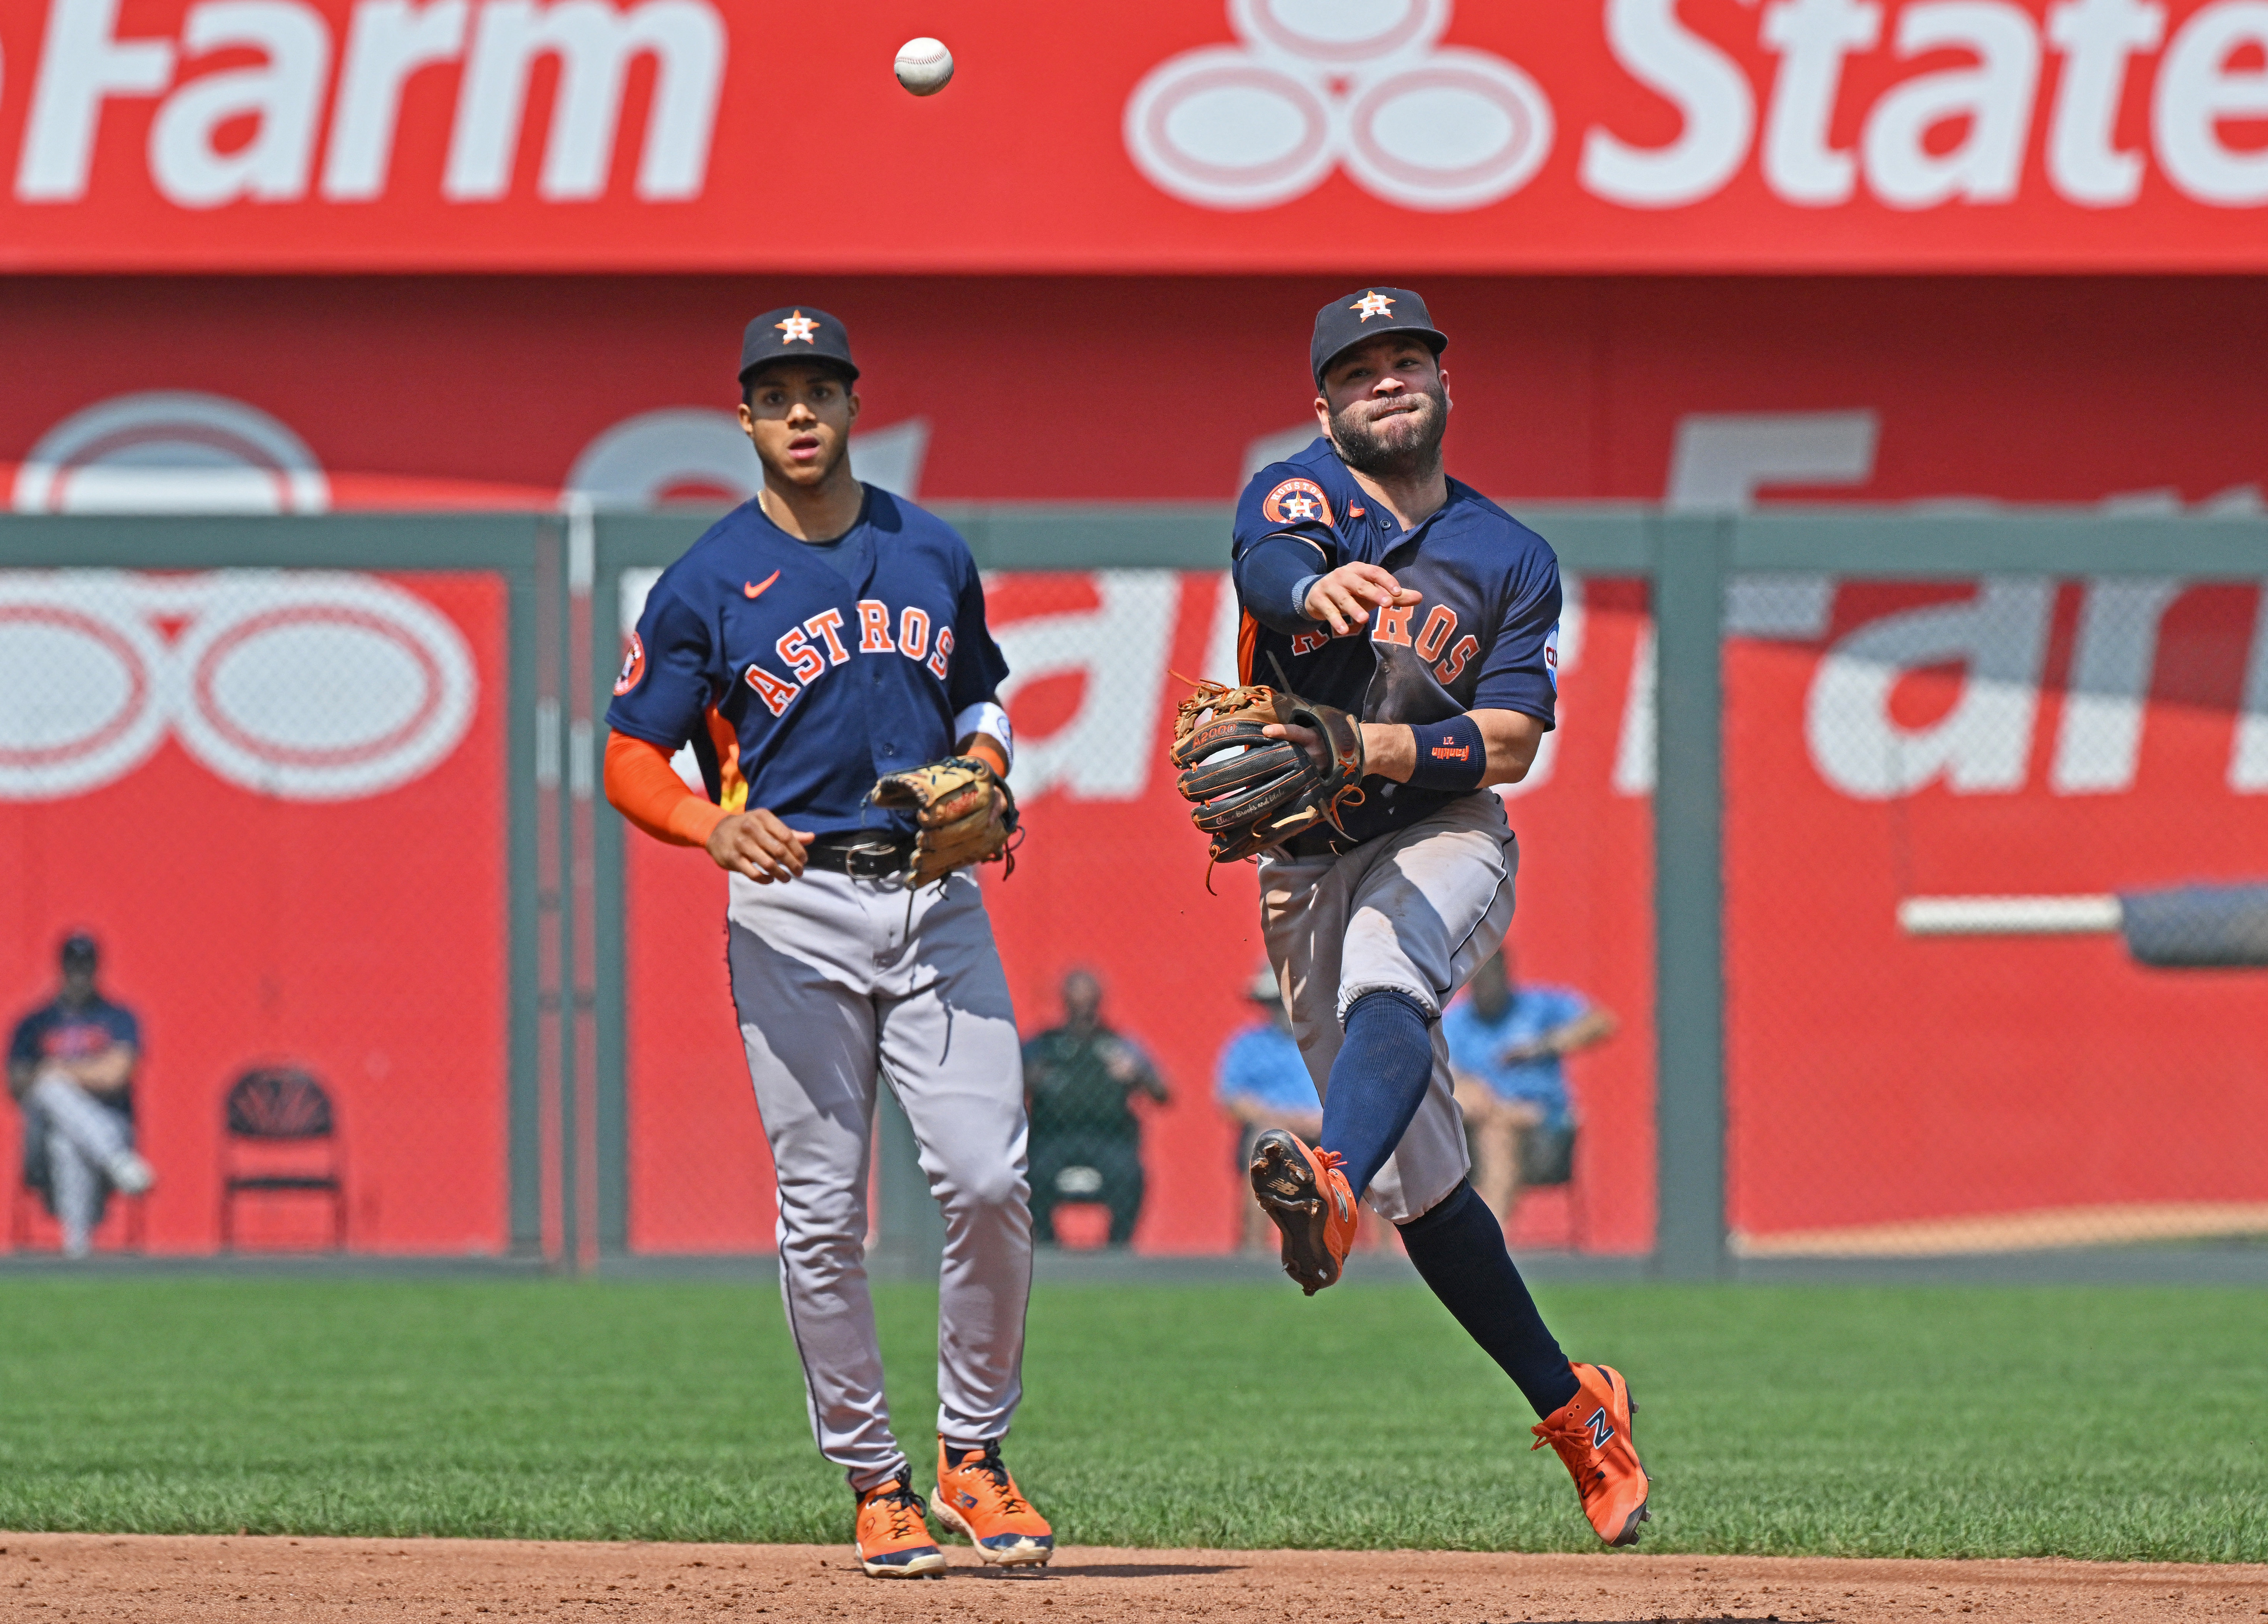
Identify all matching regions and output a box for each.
[1350,291,1395,321]
[776,311,820,345]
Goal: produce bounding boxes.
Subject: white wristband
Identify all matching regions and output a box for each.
[953,701,1013,770]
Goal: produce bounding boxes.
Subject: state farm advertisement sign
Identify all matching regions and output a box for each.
[1,0,2265,271]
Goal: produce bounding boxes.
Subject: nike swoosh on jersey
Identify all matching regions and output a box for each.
[744,570,782,599]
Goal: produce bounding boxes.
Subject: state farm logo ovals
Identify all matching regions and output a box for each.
[0,593,170,797]
[173,578,474,798]
[13,393,329,515]
[1342,50,1554,211]
[0,573,474,801]
[1126,48,1339,211]
[1126,0,1552,214]
[1232,0,1446,64]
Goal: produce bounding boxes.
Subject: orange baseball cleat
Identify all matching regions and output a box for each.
[1531,1362,1651,1547]
[853,1476,946,1578]
[934,1439,1054,1567]
[1248,1128,1358,1295]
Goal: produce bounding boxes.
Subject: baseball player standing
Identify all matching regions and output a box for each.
[602,308,1051,1577]
[1208,288,1651,1546]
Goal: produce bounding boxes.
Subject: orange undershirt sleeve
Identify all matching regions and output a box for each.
[604,731,729,850]
[960,734,1009,781]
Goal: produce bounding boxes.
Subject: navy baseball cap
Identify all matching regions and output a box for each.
[1310,287,1447,386]
[59,932,98,967]
[739,306,859,386]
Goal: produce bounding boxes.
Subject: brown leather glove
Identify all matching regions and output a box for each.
[1169,679,1366,867]
[869,756,1020,887]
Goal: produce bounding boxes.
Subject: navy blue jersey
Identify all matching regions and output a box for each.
[1231,436,1562,844]
[9,995,140,1119]
[605,487,1009,838]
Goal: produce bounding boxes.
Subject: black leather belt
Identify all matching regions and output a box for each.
[805,833,915,878]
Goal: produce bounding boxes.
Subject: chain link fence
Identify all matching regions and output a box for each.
[1726,572,2268,1258]
[12,516,2265,1274]
[1,561,522,1256]
[607,554,1659,1259]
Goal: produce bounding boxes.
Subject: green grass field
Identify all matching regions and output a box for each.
[0,1278,2260,1561]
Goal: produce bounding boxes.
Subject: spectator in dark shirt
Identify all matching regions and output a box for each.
[1021,969,1167,1246]
[8,934,153,1256]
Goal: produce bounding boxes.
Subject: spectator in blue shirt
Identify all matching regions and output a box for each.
[1442,947,1617,1225]
[8,934,154,1256]
[1215,967,1324,1253]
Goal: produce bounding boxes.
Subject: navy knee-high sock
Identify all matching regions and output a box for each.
[1317,989,1435,1201]
[1397,1181,1581,1418]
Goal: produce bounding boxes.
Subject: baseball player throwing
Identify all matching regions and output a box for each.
[1178,288,1650,1546]
[603,307,1050,1577]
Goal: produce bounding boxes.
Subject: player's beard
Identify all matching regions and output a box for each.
[1327,387,1447,482]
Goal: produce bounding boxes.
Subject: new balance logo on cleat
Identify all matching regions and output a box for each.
[1533,1363,1651,1548]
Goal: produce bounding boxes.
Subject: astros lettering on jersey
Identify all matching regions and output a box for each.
[606,489,1008,834]
[1232,435,1562,845]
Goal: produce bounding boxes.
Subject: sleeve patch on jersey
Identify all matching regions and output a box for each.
[612,632,646,696]
[1544,622,1561,692]
[1262,478,1333,529]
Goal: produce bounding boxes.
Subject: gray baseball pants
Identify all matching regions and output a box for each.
[1257,791,1519,1225]
[26,1071,136,1257]
[726,866,1031,1493]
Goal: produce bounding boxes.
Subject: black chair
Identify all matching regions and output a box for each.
[219,1067,345,1250]
[1519,1122,1587,1250]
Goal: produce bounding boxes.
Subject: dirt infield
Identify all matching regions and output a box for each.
[5,1533,2264,1622]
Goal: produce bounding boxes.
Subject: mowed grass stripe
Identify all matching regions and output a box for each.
[0,1279,2259,1559]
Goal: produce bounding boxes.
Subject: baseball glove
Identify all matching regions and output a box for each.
[1169,678,1366,873]
[869,756,1020,887]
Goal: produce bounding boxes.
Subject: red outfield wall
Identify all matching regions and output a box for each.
[4,266,2265,1254]
[624,573,1659,1256]
[0,572,507,1253]
[3,274,2265,510]
[5,561,2262,1255]
[623,567,2268,1256]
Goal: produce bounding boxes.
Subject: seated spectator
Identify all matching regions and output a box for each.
[1442,947,1616,1226]
[8,934,154,1257]
[1214,967,1323,1255]
[1023,969,1167,1247]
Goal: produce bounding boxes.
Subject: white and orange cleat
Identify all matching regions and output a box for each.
[853,1476,946,1578]
[933,1438,1053,1567]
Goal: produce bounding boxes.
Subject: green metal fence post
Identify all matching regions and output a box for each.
[589,526,630,1258]
[1651,515,1728,1279]
[507,527,545,1256]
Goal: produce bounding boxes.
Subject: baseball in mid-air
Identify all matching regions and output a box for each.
[894,37,954,96]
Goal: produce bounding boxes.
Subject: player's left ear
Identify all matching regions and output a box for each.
[1439,367,1452,411]
[844,389,861,427]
